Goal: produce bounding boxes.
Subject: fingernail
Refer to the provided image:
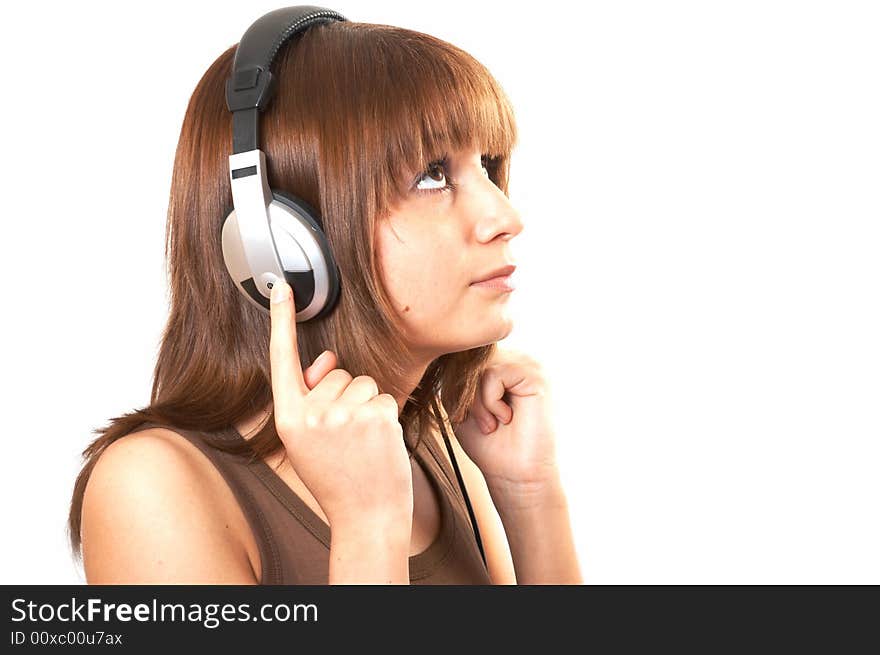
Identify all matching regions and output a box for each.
[314,350,330,366]
[270,280,290,304]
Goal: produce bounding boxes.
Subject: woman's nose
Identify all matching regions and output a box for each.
[474,180,524,243]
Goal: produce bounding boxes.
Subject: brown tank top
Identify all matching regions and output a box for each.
[126,420,492,584]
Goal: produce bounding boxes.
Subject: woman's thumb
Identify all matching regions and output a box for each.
[303,350,336,390]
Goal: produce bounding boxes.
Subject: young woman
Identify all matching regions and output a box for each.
[67,11,582,585]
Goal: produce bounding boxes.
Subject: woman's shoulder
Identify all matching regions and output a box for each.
[92,425,217,493]
[107,423,198,455]
[80,425,260,583]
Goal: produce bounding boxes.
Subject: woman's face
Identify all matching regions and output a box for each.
[375,147,524,361]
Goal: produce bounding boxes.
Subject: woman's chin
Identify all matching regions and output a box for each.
[470,317,514,346]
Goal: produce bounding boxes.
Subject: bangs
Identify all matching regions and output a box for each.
[336,24,519,200]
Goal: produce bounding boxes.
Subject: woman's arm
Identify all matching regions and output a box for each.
[451,425,581,584]
[328,514,412,584]
[488,476,583,584]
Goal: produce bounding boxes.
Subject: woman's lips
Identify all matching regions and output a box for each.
[469,274,515,291]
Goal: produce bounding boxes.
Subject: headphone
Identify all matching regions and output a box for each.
[222,5,487,575]
[221,5,344,322]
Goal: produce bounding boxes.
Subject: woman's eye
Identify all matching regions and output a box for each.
[414,157,491,195]
[415,162,449,192]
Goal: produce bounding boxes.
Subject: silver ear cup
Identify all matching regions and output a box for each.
[220,192,340,321]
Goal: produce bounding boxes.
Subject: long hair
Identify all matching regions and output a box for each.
[68,19,518,562]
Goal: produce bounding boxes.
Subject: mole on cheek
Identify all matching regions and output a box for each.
[403,305,410,312]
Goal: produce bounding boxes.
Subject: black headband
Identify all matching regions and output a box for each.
[225,6,348,154]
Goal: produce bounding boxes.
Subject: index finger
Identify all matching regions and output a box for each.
[269,279,308,412]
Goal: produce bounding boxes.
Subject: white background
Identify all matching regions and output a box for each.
[1,0,877,584]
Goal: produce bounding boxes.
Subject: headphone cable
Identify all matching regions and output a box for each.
[431,394,487,572]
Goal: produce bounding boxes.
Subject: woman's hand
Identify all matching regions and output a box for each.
[268,279,414,531]
[453,348,560,496]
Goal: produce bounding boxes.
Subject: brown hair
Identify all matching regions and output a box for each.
[67,19,518,562]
